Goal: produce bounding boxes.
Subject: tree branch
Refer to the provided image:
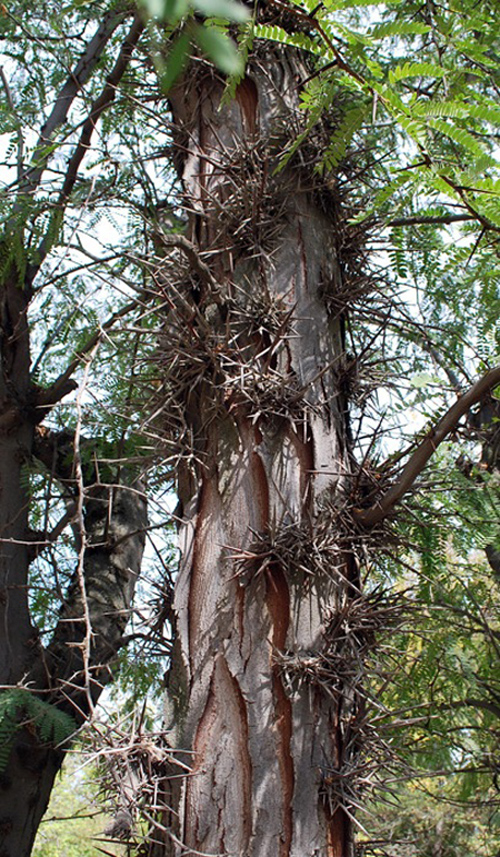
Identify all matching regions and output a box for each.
[388,213,475,227]
[26,503,78,563]
[58,13,144,205]
[443,697,500,720]
[32,297,142,418]
[44,475,148,720]
[30,425,148,719]
[26,12,144,286]
[356,366,500,528]
[18,8,128,199]
[157,233,219,290]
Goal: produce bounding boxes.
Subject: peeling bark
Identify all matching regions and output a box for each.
[163,43,355,857]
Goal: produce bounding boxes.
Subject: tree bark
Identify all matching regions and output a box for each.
[0,423,147,857]
[0,473,147,857]
[0,270,35,684]
[163,43,356,857]
[473,393,500,581]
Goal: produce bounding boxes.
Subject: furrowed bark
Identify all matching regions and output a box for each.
[0,262,63,857]
[0,263,57,856]
[0,269,34,684]
[163,43,356,857]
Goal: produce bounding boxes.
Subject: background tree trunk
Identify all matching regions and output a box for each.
[0,269,34,685]
[163,43,357,857]
[0,425,147,857]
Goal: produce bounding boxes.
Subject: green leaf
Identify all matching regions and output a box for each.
[254,24,326,58]
[142,0,190,20]
[161,32,191,91]
[164,0,190,21]
[193,0,250,23]
[412,101,469,120]
[410,372,437,388]
[388,62,448,84]
[194,24,244,75]
[320,103,369,171]
[370,21,431,38]
[428,119,488,158]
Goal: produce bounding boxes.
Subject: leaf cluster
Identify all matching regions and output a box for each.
[0,689,76,771]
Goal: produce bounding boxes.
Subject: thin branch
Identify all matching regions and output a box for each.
[58,13,144,204]
[47,504,78,543]
[442,698,500,719]
[388,213,475,227]
[33,297,143,418]
[156,232,220,295]
[27,504,78,563]
[356,366,500,528]
[18,8,127,199]
[27,12,145,286]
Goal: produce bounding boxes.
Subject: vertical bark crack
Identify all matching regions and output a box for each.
[236,76,259,137]
[266,564,294,857]
[186,655,253,855]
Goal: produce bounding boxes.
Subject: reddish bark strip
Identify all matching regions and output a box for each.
[184,675,217,849]
[236,76,259,137]
[221,657,253,849]
[251,450,270,530]
[325,806,350,857]
[287,424,315,516]
[239,411,270,531]
[266,565,294,857]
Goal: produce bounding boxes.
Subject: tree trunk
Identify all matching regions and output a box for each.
[0,422,147,857]
[0,270,34,686]
[163,42,357,857]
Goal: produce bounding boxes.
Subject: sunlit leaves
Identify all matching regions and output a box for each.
[194,0,250,23]
[142,0,249,22]
[247,0,500,238]
[387,61,448,84]
[160,30,191,90]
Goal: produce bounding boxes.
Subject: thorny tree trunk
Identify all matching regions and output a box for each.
[162,44,359,857]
